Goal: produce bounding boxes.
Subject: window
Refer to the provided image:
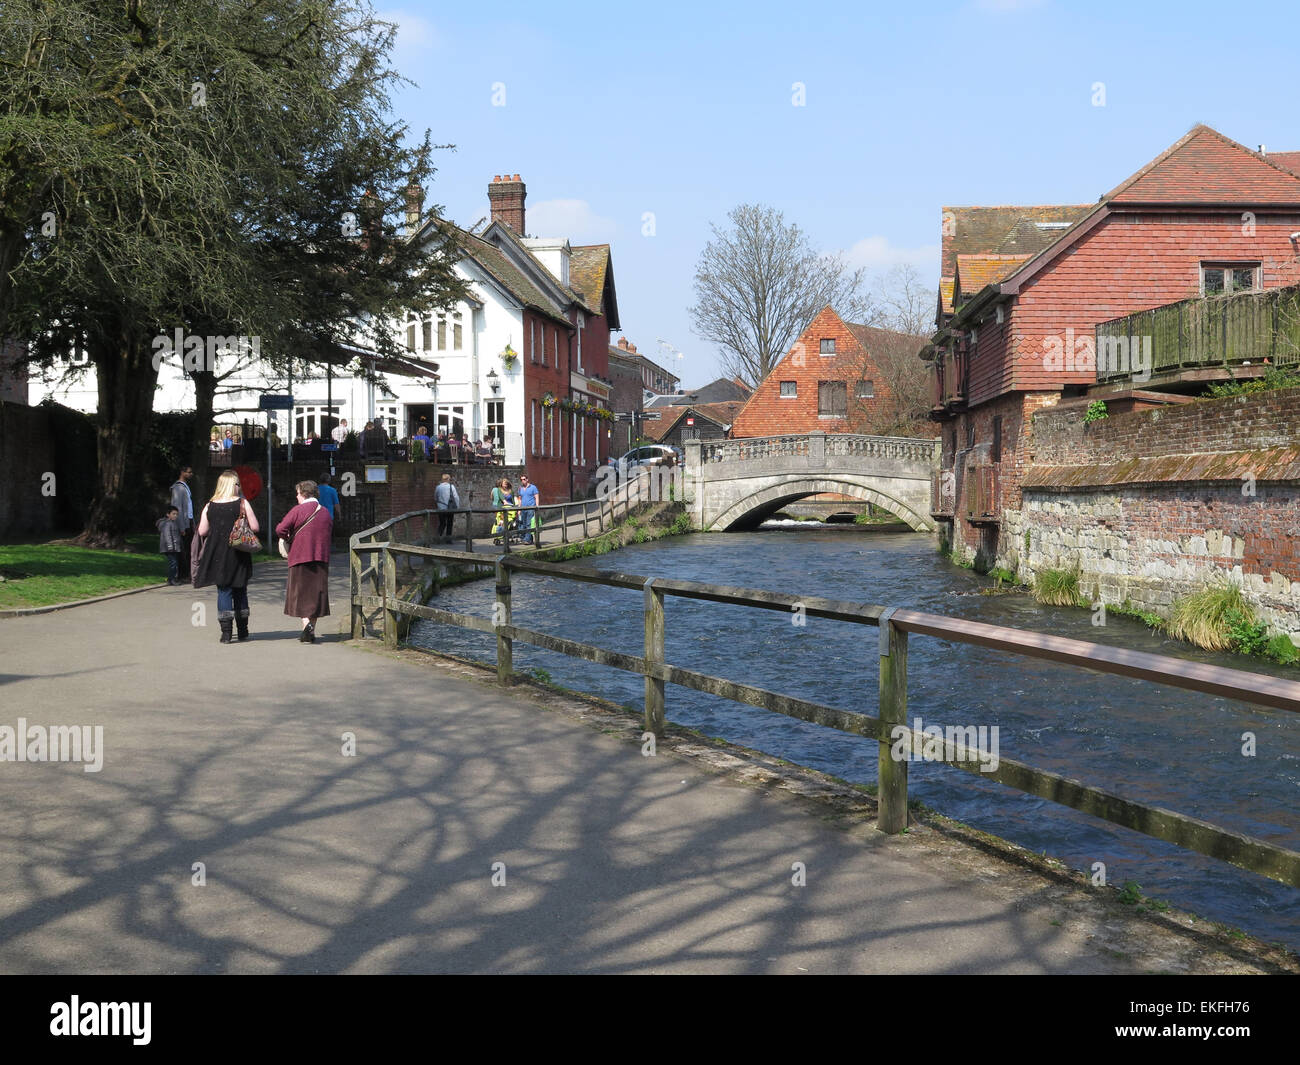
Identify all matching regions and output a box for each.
[991,415,1002,463]
[540,323,547,366]
[820,338,836,355]
[855,379,874,398]
[531,400,538,456]
[530,319,537,362]
[422,319,432,351]
[1201,262,1260,296]
[453,312,462,350]
[486,400,504,447]
[437,318,447,350]
[576,312,584,370]
[406,316,416,352]
[553,327,558,366]
[966,420,975,449]
[817,380,847,416]
[779,380,797,398]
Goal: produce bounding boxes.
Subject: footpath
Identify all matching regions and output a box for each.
[0,556,1293,974]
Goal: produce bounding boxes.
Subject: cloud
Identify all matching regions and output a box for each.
[377,9,439,49]
[526,199,618,242]
[844,235,940,276]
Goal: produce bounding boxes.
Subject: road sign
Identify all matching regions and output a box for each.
[641,411,661,421]
[258,394,294,410]
[320,443,338,452]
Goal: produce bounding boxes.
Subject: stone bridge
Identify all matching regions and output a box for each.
[683,433,939,532]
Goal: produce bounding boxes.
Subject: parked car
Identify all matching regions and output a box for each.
[617,444,682,472]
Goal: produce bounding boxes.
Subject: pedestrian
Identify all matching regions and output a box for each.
[193,470,261,643]
[157,505,184,584]
[435,431,450,464]
[276,480,333,644]
[434,472,460,542]
[317,471,340,519]
[170,465,196,580]
[518,473,540,545]
[222,428,234,450]
[491,477,517,544]
[332,419,349,446]
[448,432,460,465]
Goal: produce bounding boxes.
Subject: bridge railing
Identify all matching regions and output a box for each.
[701,433,936,465]
[348,545,1300,889]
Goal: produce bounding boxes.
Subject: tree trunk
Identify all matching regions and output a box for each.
[191,368,217,499]
[73,330,159,549]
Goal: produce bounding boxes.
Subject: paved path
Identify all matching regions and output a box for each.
[0,559,1274,973]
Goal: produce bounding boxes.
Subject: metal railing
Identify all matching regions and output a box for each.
[347,546,1300,888]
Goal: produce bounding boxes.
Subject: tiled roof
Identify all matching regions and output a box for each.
[487,221,594,314]
[940,204,1091,279]
[569,244,609,314]
[643,401,744,442]
[845,322,928,353]
[939,277,955,315]
[954,254,1031,299]
[995,217,1085,256]
[442,224,570,326]
[1269,151,1300,175]
[1106,124,1300,204]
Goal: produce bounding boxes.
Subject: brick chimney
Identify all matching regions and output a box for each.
[488,174,526,234]
[617,337,629,350]
[404,178,423,236]
[628,342,637,354]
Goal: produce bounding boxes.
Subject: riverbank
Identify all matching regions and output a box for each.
[378,639,1299,973]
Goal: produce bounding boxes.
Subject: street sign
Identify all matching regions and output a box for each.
[258,394,294,410]
[641,411,661,421]
[320,443,338,452]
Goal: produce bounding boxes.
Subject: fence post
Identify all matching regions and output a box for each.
[562,504,570,543]
[644,577,665,738]
[876,610,908,833]
[382,545,398,649]
[349,540,364,640]
[463,509,472,553]
[495,556,512,685]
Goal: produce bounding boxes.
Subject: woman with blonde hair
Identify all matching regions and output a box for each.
[193,470,261,643]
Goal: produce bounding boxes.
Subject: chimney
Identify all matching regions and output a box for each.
[617,337,629,350]
[405,178,423,236]
[488,173,526,234]
[1259,144,1267,156]
[629,343,637,354]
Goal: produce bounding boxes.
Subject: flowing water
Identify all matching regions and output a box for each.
[408,527,1300,949]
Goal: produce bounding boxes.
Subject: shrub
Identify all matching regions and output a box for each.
[1033,566,1083,606]
[1166,582,1256,652]
[1266,634,1300,665]
[1083,400,1109,425]
[1204,366,1300,399]
[1225,608,1268,656]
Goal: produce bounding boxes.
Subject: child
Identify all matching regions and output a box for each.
[157,505,184,585]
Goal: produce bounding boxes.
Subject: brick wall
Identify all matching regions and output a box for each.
[731,306,895,437]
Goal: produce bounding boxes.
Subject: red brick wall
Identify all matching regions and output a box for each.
[1007,211,1300,392]
[731,307,895,437]
[522,309,571,500]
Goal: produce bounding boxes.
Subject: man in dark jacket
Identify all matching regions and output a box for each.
[169,466,195,580]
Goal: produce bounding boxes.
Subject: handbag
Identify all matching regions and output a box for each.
[279,503,322,559]
[228,502,263,554]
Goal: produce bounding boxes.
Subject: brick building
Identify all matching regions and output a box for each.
[642,401,745,447]
[926,125,1300,567]
[729,306,923,438]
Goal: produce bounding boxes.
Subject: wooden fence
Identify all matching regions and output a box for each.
[347,545,1300,889]
[1096,284,1300,383]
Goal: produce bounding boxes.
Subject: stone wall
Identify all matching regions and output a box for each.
[1012,388,1300,640]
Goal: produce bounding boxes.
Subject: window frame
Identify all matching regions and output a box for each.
[819,338,836,355]
[1200,261,1261,297]
[817,379,847,417]
[779,380,797,399]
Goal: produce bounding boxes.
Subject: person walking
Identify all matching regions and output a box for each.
[276,480,333,644]
[491,477,517,544]
[169,465,195,581]
[434,473,460,542]
[317,471,340,519]
[193,470,261,643]
[157,505,184,585]
[518,473,540,545]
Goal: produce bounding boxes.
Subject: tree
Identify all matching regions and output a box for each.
[850,264,934,437]
[689,203,873,387]
[0,0,467,545]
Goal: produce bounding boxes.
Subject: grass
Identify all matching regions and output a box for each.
[1033,566,1084,607]
[0,534,281,610]
[1166,581,1256,652]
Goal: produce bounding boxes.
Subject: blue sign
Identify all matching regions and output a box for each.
[258,394,294,410]
[320,443,338,452]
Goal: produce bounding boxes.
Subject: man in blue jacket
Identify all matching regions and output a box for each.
[317,471,340,518]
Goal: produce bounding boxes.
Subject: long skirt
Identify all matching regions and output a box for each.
[285,560,330,619]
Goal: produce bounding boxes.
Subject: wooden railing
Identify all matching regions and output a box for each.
[1096,284,1300,383]
[347,546,1300,888]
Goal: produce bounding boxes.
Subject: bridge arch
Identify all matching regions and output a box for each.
[710,476,932,532]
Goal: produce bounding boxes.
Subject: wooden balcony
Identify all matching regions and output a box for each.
[1095,284,1300,387]
[964,464,999,525]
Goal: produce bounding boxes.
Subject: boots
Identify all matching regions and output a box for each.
[236,609,250,641]
[300,621,315,644]
[218,611,234,644]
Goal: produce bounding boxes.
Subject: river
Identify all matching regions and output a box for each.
[408,526,1300,949]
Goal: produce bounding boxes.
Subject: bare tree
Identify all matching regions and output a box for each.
[851,264,934,436]
[689,204,873,387]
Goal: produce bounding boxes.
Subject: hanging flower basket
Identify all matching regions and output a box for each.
[500,344,518,368]
[542,391,556,419]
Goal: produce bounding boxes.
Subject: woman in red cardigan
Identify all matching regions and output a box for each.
[276,480,334,643]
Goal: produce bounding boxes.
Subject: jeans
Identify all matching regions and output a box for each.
[217,585,249,614]
[437,511,454,537]
[165,552,180,581]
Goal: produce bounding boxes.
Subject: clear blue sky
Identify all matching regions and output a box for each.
[380,0,1300,384]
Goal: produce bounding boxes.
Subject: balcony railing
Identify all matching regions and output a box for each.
[1095,284,1300,384]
